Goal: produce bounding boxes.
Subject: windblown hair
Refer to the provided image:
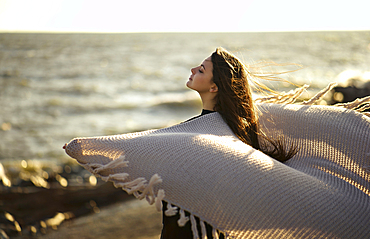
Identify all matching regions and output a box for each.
[211,47,297,162]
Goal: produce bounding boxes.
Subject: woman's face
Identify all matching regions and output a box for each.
[186,56,216,94]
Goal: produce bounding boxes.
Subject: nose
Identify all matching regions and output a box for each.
[191,67,196,74]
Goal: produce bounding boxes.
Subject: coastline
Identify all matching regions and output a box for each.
[0,159,145,238]
[38,199,162,239]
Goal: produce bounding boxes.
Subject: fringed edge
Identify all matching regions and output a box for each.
[254,82,337,105]
[334,95,370,113]
[80,155,165,211]
[301,82,337,105]
[255,82,370,117]
[155,189,165,211]
[178,209,189,227]
[82,156,228,238]
[190,214,199,239]
[212,228,219,239]
[89,156,129,174]
[165,203,178,216]
[255,84,309,104]
[174,208,226,239]
[200,220,207,239]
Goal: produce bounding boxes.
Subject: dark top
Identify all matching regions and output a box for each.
[186,109,216,122]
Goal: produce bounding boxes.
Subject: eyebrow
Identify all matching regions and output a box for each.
[201,64,206,71]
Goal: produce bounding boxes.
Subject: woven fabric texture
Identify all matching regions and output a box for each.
[65,103,370,239]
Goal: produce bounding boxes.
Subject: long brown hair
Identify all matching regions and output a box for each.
[211,47,297,163]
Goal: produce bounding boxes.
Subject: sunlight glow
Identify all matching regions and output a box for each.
[0,0,369,32]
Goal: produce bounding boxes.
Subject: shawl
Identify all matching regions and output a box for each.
[64,85,370,239]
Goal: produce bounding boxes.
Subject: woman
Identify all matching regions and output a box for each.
[161,47,297,238]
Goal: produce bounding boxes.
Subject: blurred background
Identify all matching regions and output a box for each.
[0,0,369,238]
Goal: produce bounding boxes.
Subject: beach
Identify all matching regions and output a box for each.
[1,31,369,238]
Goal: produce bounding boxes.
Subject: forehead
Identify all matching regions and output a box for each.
[202,56,213,71]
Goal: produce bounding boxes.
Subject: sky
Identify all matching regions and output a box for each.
[0,0,369,33]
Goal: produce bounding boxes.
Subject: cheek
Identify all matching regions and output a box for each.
[194,77,206,87]
[196,74,212,84]
[194,76,213,91]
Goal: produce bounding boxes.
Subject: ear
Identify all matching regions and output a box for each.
[210,83,218,93]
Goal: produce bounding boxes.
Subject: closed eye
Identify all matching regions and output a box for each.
[199,65,205,73]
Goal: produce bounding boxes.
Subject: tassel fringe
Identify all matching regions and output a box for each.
[90,155,129,174]
[190,214,199,239]
[81,154,227,238]
[255,82,370,117]
[255,85,309,104]
[212,228,219,239]
[155,189,165,211]
[334,95,370,112]
[165,203,178,216]
[200,220,207,239]
[82,155,165,211]
[178,209,189,227]
[100,173,129,183]
[301,82,337,105]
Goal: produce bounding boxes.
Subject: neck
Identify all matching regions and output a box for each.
[199,93,216,111]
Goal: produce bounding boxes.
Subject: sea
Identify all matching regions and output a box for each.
[1,31,370,164]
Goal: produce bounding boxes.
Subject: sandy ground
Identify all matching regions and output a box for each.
[39,199,162,239]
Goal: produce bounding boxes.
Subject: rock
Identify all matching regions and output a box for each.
[1,177,133,238]
[330,71,370,105]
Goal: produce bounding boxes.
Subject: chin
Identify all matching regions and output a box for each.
[186,81,192,89]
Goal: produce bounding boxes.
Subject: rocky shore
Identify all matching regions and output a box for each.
[38,199,161,239]
[0,159,161,239]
